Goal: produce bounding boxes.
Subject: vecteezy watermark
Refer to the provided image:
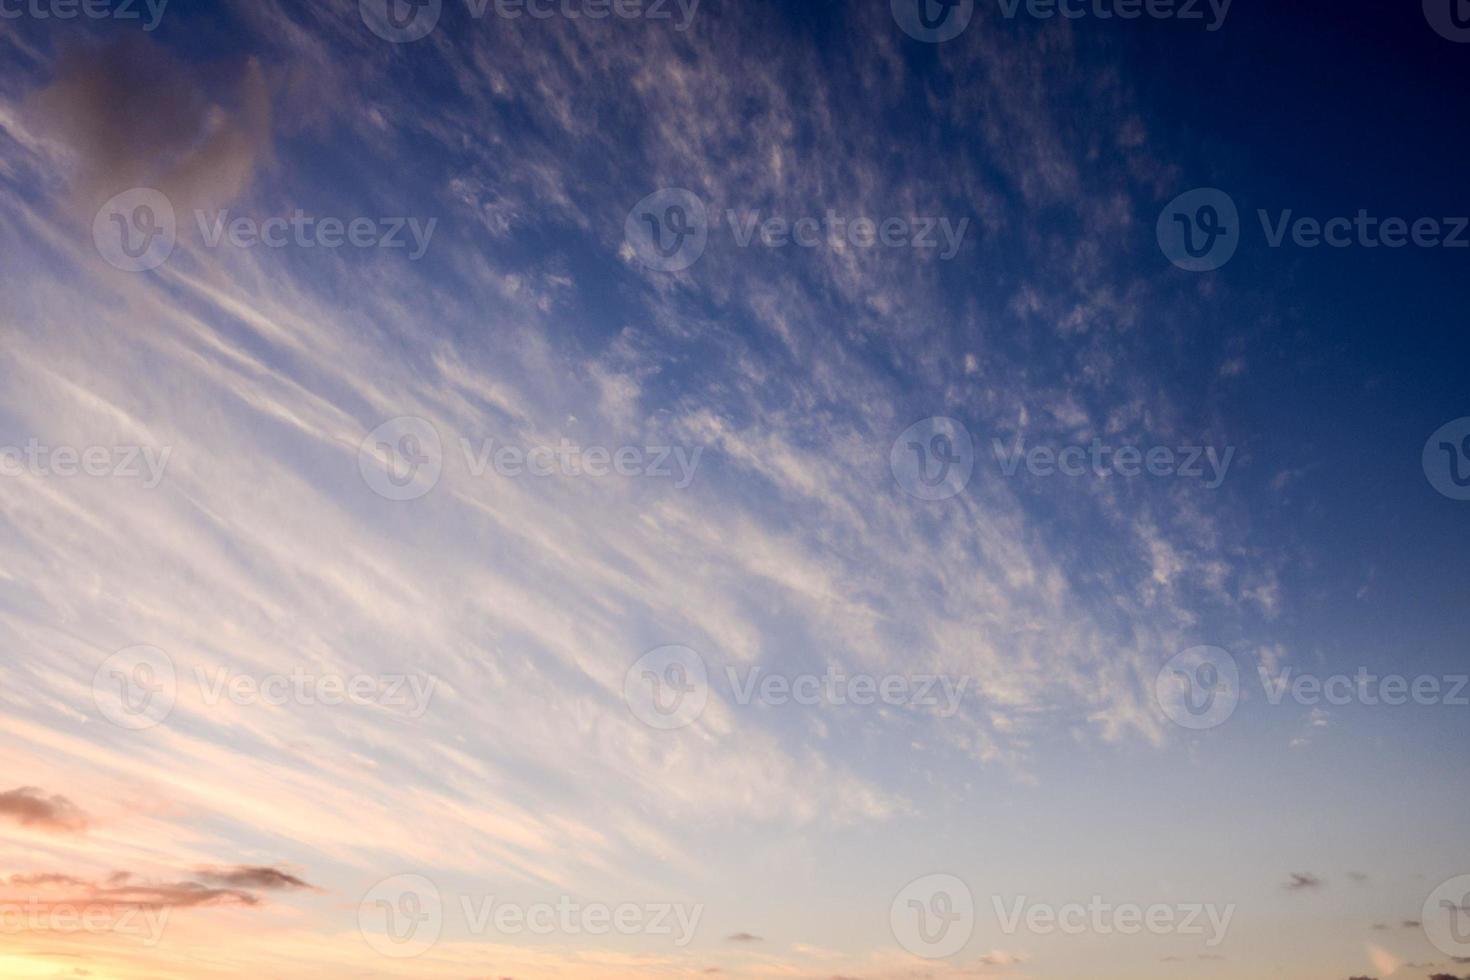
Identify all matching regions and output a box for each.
[891,0,975,42]
[460,438,701,488]
[1423,417,1470,501]
[357,416,705,502]
[1423,874,1470,958]
[623,190,971,272]
[1158,647,1470,730]
[622,647,968,729]
[995,0,1232,30]
[359,0,697,43]
[1155,646,1241,730]
[92,190,437,271]
[458,895,701,946]
[0,0,167,30]
[1157,188,1240,272]
[92,646,438,729]
[992,895,1234,946]
[892,874,974,959]
[890,420,1233,498]
[0,439,172,488]
[357,874,702,959]
[196,666,437,718]
[992,437,1235,488]
[725,210,970,260]
[93,188,176,272]
[1424,0,1470,42]
[894,0,1227,42]
[725,666,970,717]
[92,645,177,730]
[1259,667,1470,708]
[358,416,444,502]
[195,210,437,261]
[1161,188,1470,271]
[623,188,709,272]
[0,898,170,945]
[624,645,710,730]
[359,874,443,957]
[890,417,976,502]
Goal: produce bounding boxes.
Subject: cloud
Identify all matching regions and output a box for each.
[195,866,315,891]
[2,871,259,910]
[0,786,88,833]
[1285,872,1324,891]
[1,866,315,912]
[24,36,271,216]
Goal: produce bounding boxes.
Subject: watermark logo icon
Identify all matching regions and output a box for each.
[1425,0,1470,41]
[93,188,176,272]
[891,873,974,959]
[890,417,975,501]
[1157,188,1240,271]
[359,874,443,958]
[623,645,709,730]
[1155,646,1240,729]
[1423,875,1470,957]
[624,189,708,272]
[892,0,973,42]
[1423,418,1470,500]
[92,645,177,730]
[358,416,443,501]
[360,0,442,41]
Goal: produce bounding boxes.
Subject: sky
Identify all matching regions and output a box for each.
[0,0,1468,977]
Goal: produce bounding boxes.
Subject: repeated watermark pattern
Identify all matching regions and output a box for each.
[1424,417,1470,500]
[889,874,1232,959]
[995,0,1232,30]
[623,646,970,729]
[358,416,703,501]
[1160,188,1470,271]
[0,439,171,488]
[726,210,969,259]
[1156,646,1470,729]
[460,438,700,486]
[360,0,698,43]
[92,646,438,730]
[1155,646,1242,730]
[357,874,702,959]
[624,189,971,272]
[893,0,1229,43]
[891,874,975,958]
[0,899,169,945]
[1424,0,1470,42]
[623,645,711,730]
[726,665,969,716]
[890,417,1233,499]
[890,417,976,501]
[0,0,167,29]
[993,437,1234,488]
[1424,874,1470,958]
[1260,666,1470,708]
[992,894,1233,945]
[196,210,437,260]
[1156,188,1240,272]
[93,189,437,272]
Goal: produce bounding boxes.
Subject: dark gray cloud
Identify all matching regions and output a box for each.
[196,866,313,890]
[1285,872,1324,891]
[3,866,315,910]
[24,36,271,216]
[0,787,88,833]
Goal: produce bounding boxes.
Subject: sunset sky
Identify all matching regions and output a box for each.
[1,0,1468,977]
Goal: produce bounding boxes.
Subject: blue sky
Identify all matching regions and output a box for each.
[0,0,1468,977]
